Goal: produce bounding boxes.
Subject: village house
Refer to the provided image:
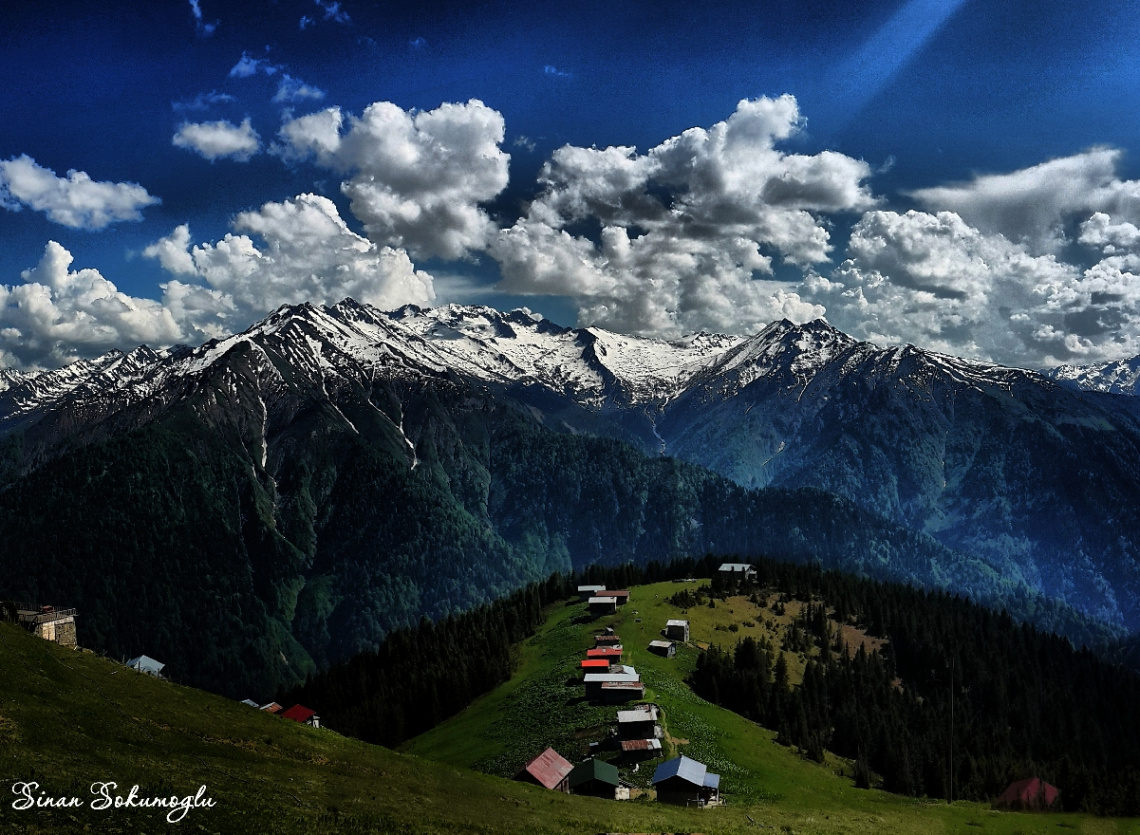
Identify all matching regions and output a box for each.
[240,698,260,707]
[515,747,573,792]
[718,562,757,584]
[589,596,618,616]
[586,646,623,663]
[603,590,631,606]
[652,755,721,806]
[664,619,690,642]
[279,704,320,728]
[579,658,611,670]
[619,737,662,761]
[567,758,622,799]
[13,603,78,648]
[597,680,645,703]
[648,639,676,657]
[594,633,622,648]
[616,705,661,740]
[126,655,165,677]
[260,702,283,714]
[577,585,606,601]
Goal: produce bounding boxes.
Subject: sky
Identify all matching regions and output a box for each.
[3,0,1140,371]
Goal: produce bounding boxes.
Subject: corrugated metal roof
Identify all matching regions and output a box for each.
[280,704,317,723]
[584,672,639,683]
[568,758,620,789]
[619,738,662,752]
[617,706,659,723]
[523,747,573,790]
[587,647,622,658]
[665,619,688,627]
[704,772,721,789]
[240,698,259,707]
[652,755,707,786]
[126,655,165,674]
[600,681,644,691]
[719,562,755,571]
[580,659,610,668]
[577,585,605,592]
[588,596,618,605]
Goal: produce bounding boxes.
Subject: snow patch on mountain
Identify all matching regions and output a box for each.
[1045,355,1140,396]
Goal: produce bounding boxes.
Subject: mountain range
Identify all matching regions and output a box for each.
[1,299,1138,695]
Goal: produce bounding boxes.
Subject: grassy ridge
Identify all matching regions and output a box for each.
[0,589,1137,834]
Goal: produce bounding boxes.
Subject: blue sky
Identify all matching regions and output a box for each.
[3,0,1140,370]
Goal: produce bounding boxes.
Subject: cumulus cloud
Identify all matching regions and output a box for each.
[173,118,261,162]
[273,74,326,104]
[1079,212,1140,256]
[909,149,1140,252]
[813,209,1140,366]
[275,99,510,260]
[0,242,182,369]
[489,95,874,337]
[0,155,159,230]
[145,193,434,337]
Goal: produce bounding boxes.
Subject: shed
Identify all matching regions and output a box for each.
[597,681,645,703]
[619,738,663,760]
[126,655,165,676]
[594,634,622,648]
[617,705,661,739]
[260,702,283,714]
[664,620,690,642]
[603,590,631,605]
[587,647,623,662]
[568,758,621,799]
[718,562,757,582]
[652,755,721,806]
[994,777,1060,811]
[648,640,676,658]
[589,596,618,616]
[516,747,573,792]
[280,704,320,728]
[239,698,260,707]
[577,585,606,601]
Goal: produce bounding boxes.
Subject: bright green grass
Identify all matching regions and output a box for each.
[405,580,1140,835]
[1,585,1137,834]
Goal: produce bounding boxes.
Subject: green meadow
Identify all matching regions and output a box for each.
[0,581,1136,834]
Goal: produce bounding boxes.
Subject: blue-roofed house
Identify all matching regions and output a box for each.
[126,655,165,677]
[651,755,721,806]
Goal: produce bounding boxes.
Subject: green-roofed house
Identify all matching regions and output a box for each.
[568,757,622,800]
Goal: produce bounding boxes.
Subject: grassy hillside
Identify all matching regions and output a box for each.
[0,591,1137,834]
[405,580,1140,834]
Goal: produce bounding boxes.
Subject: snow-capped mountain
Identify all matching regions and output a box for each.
[2,298,1140,674]
[1044,355,1140,397]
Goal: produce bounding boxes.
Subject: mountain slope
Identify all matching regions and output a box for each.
[1,299,1139,697]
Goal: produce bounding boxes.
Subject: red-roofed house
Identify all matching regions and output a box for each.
[587,647,622,662]
[515,747,573,792]
[580,658,611,669]
[994,777,1059,811]
[279,704,320,728]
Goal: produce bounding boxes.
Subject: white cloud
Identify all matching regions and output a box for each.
[229,51,279,78]
[814,209,1140,366]
[909,149,1140,252]
[173,118,261,162]
[0,242,182,369]
[0,155,160,230]
[188,0,218,36]
[146,193,434,337]
[490,95,874,337]
[276,99,510,260]
[273,74,326,104]
[1079,212,1140,256]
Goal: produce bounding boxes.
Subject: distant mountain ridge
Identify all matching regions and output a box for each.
[1,299,1138,695]
[1044,354,1140,396]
